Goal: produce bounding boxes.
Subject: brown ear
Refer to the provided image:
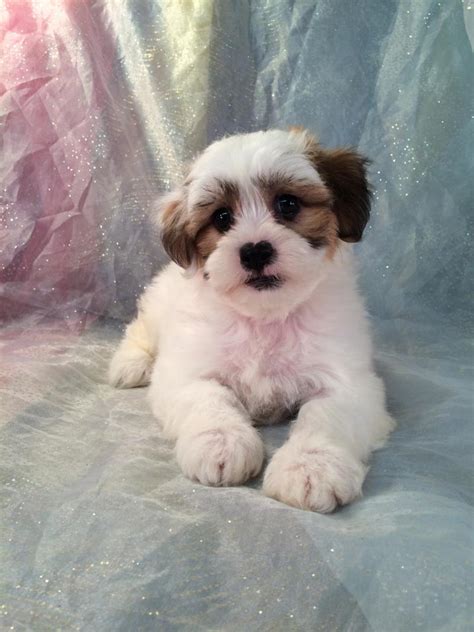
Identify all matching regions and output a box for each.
[159,192,195,268]
[310,147,371,242]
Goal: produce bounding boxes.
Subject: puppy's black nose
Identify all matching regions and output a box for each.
[239,241,276,272]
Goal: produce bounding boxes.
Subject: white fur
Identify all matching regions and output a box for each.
[109,130,395,512]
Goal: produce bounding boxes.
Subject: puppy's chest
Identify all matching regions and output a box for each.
[215,320,318,423]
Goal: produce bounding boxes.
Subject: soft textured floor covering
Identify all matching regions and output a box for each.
[1,319,472,630]
[1,0,472,630]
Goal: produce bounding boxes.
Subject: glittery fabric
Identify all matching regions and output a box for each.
[1,1,473,630]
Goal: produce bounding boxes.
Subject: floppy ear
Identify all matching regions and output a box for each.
[158,190,195,268]
[311,147,371,242]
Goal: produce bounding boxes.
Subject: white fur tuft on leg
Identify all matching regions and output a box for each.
[108,318,155,388]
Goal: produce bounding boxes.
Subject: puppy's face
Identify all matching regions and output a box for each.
[160,129,371,319]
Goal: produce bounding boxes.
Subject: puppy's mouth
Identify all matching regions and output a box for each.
[245,274,283,291]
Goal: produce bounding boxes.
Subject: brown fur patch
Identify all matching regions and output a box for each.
[185,177,240,265]
[193,178,239,210]
[301,132,371,242]
[256,175,338,257]
[194,223,221,262]
[255,174,331,207]
[292,205,339,257]
[161,199,195,268]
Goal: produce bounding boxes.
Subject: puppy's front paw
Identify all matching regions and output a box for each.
[176,425,264,486]
[263,443,367,513]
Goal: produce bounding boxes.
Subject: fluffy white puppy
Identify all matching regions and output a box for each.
[109,128,394,513]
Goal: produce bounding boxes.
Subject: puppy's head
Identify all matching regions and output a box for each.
[159,128,371,319]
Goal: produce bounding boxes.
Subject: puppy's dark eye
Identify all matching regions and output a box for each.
[274,194,301,220]
[211,207,234,233]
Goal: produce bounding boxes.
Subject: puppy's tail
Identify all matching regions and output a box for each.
[108,316,155,388]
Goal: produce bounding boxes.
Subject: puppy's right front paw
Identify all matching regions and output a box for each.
[176,425,264,486]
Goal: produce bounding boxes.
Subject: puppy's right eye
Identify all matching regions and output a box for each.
[212,207,234,233]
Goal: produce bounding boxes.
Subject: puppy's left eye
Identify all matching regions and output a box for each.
[274,194,301,220]
[212,207,234,233]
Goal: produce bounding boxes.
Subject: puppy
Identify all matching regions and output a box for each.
[109,128,394,513]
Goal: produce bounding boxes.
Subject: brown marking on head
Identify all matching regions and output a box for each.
[291,205,339,258]
[255,173,330,206]
[160,195,195,268]
[256,174,338,257]
[300,132,372,242]
[193,178,239,210]
[194,223,221,262]
[188,177,240,265]
[160,178,240,268]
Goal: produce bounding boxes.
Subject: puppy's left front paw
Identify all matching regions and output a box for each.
[263,443,367,513]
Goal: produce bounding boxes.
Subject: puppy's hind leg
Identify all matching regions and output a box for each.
[108,316,155,388]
